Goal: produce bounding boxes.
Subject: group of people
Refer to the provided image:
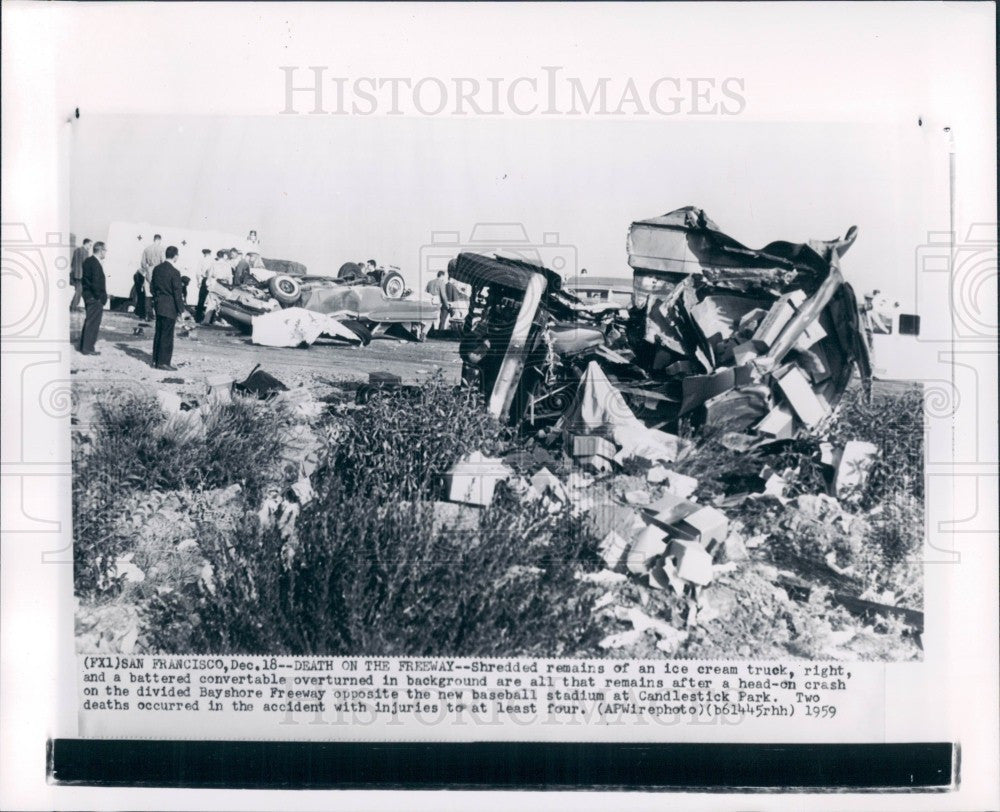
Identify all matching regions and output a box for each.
[75,236,193,370]
[128,233,264,323]
[76,229,268,369]
[191,243,266,323]
[425,269,461,330]
[72,226,465,366]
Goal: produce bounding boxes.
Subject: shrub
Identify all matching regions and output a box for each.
[329,375,515,501]
[73,390,293,598]
[147,483,603,656]
[825,382,924,508]
[145,379,604,656]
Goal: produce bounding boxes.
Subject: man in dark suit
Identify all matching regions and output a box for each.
[150,245,191,370]
[78,241,107,355]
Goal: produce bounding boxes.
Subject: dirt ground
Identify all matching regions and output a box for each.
[70,310,463,403]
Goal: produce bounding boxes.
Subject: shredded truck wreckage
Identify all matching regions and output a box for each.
[436,207,917,648]
[455,206,871,441]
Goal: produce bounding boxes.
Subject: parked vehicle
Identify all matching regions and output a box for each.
[562,274,634,308]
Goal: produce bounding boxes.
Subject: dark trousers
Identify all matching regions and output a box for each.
[152,315,176,367]
[70,279,83,310]
[130,274,147,319]
[78,299,103,353]
[195,280,209,323]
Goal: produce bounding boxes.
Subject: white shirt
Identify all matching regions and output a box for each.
[196,255,216,283]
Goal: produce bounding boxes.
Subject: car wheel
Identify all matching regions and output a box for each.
[381,271,405,299]
[340,319,373,345]
[269,275,302,306]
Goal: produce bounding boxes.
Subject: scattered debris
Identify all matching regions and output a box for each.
[834,440,879,504]
[593,592,616,611]
[598,530,631,570]
[445,451,512,506]
[113,553,145,584]
[626,525,667,575]
[599,629,645,650]
[233,365,288,399]
[668,539,714,586]
[206,374,233,403]
[530,467,567,501]
[576,569,628,585]
[655,626,689,653]
[427,501,483,537]
[671,504,729,547]
[155,390,184,414]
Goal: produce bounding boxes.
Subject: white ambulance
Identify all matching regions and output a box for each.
[102,221,247,307]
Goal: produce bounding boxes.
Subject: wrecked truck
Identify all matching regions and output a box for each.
[455,206,871,440]
[451,252,631,424]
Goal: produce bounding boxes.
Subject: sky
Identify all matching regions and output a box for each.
[71,115,949,312]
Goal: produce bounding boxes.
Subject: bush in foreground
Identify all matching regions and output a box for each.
[149,488,602,656]
[145,380,603,656]
[73,391,292,597]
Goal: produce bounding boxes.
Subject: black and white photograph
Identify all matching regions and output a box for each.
[1,1,996,807]
[69,115,929,662]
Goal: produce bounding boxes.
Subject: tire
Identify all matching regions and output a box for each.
[381,271,405,299]
[338,262,362,280]
[340,319,372,345]
[268,275,302,306]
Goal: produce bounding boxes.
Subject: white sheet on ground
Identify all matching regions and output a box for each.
[563,361,643,435]
[251,307,360,347]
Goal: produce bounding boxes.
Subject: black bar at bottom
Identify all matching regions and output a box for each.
[49,740,955,790]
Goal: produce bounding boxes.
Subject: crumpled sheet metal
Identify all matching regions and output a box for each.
[449,252,563,294]
[628,205,858,289]
[454,207,869,444]
[623,207,871,436]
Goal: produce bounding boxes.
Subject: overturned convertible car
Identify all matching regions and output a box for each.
[455,206,871,440]
[217,270,439,342]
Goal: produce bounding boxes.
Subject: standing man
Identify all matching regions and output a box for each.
[245,229,261,253]
[78,241,107,355]
[140,234,164,317]
[195,248,215,322]
[425,270,453,331]
[150,246,190,371]
[69,238,92,311]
